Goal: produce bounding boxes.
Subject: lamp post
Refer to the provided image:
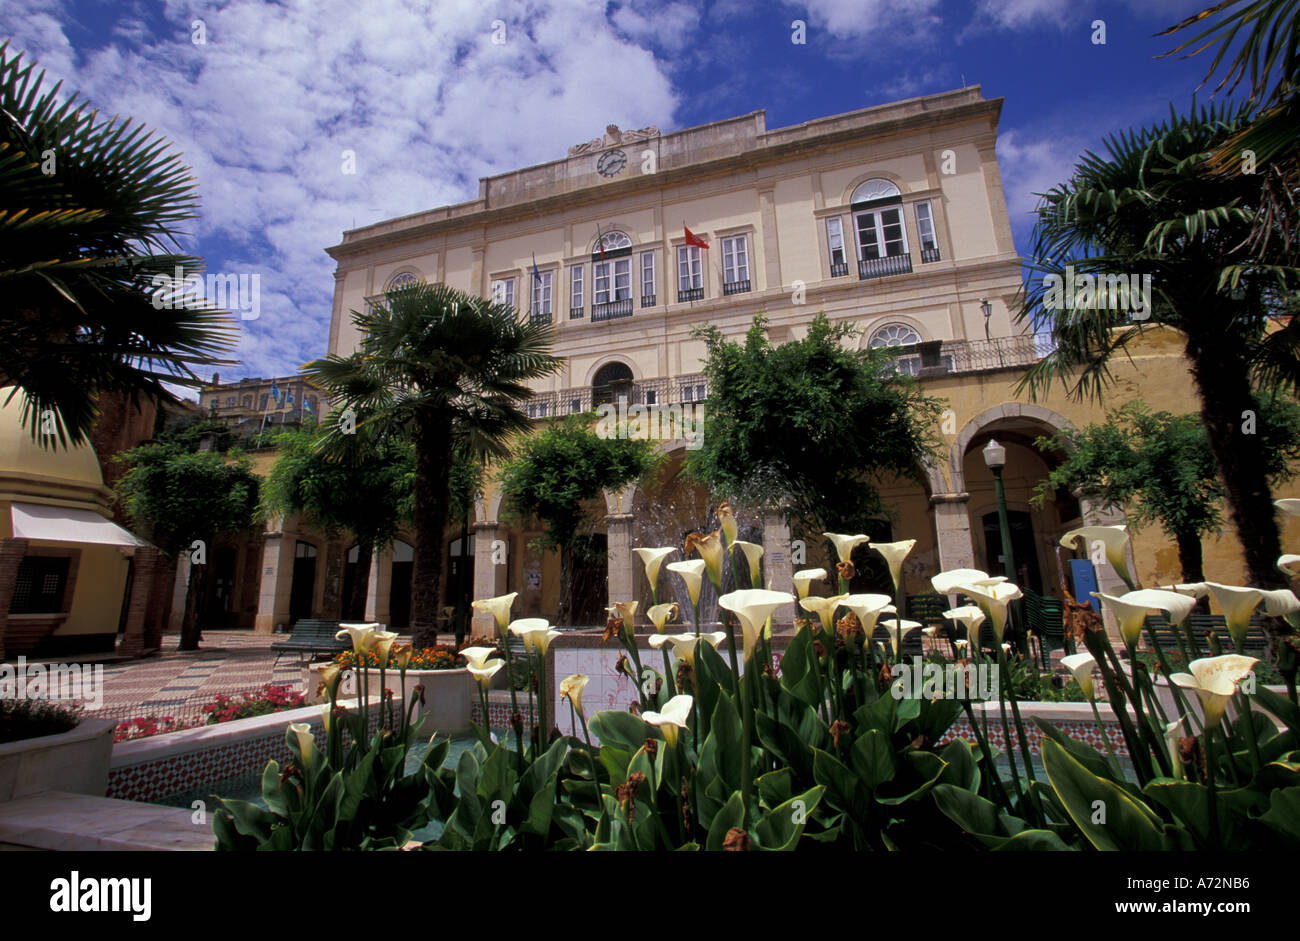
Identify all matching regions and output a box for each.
[984,438,1025,653]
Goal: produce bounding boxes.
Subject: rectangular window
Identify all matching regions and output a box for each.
[594,259,631,304]
[531,270,552,316]
[491,277,515,308]
[640,252,655,301]
[676,245,703,292]
[915,201,937,251]
[570,265,583,315]
[721,235,749,285]
[854,207,907,260]
[826,217,846,266]
[9,556,70,614]
[259,393,269,410]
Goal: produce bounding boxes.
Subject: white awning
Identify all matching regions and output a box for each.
[10,502,149,548]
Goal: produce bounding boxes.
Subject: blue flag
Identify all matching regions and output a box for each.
[532,253,541,284]
[270,381,280,405]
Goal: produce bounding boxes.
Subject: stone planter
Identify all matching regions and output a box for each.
[302,663,357,705]
[0,717,116,802]
[364,669,476,734]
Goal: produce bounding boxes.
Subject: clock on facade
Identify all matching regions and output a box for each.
[596,149,627,177]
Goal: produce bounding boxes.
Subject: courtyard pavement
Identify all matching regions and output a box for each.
[86,631,333,727]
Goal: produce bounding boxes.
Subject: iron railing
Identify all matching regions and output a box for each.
[858,254,913,280]
[592,298,633,322]
[920,246,942,263]
[723,279,751,296]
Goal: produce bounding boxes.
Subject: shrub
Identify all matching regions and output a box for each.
[0,698,81,744]
[202,684,305,725]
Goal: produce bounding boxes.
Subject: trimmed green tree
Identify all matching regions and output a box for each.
[498,415,662,624]
[685,312,945,535]
[114,440,260,650]
[1033,399,1300,583]
[259,421,415,621]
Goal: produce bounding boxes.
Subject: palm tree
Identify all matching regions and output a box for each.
[303,282,561,648]
[0,43,237,446]
[1017,104,1299,608]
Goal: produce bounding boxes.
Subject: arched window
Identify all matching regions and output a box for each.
[851,178,901,204]
[594,230,632,254]
[869,323,922,349]
[242,395,252,409]
[387,271,419,291]
[592,361,634,407]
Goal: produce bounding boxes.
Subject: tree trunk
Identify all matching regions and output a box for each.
[1174,527,1206,584]
[1184,326,1291,660]
[557,543,575,626]
[411,413,454,649]
[179,561,207,651]
[345,542,373,621]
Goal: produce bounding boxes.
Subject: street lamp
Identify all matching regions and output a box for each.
[980,298,992,341]
[984,438,1026,654]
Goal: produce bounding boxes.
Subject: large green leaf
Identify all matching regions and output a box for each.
[813,748,871,823]
[705,791,746,851]
[938,738,980,792]
[849,729,895,791]
[753,785,826,851]
[1259,787,1300,843]
[699,692,744,794]
[1042,737,1175,851]
[589,709,650,752]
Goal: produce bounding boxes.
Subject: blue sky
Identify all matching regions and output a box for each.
[1,0,1240,393]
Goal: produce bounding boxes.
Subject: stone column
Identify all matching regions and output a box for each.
[471,522,502,635]
[605,513,636,607]
[931,493,976,572]
[254,528,295,633]
[365,545,393,625]
[761,508,795,626]
[119,546,160,658]
[0,538,30,660]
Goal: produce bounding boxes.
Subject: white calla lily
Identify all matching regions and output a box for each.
[335,622,380,654]
[872,539,916,590]
[666,559,707,606]
[467,659,505,691]
[633,547,677,594]
[932,568,996,595]
[606,602,638,635]
[649,631,727,666]
[1165,717,1185,777]
[1092,592,1151,647]
[954,638,970,656]
[289,722,317,769]
[643,693,694,747]
[842,593,895,635]
[1259,588,1300,617]
[471,593,518,636]
[458,646,498,670]
[1060,652,1098,699]
[1278,554,1300,578]
[719,588,794,660]
[1061,525,1137,588]
[647,603,680,633]
[823,532,870,565]
[944,605,986,644]
[958,582,1023,642]
[731,540,764,586]
[798,593,849,634]
[509,617,553,654]
[1161,582,1211,598]
[1119,589,1197,628]
[1171,655,1258,728]
[372,631,400,664]
[559,673,589,716]
[1204,583,1265,651]
[1276,498,1300,517]
[792,568,827,598]
[879,618,922,656]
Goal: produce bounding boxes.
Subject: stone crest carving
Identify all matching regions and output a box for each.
[568,124,660,156]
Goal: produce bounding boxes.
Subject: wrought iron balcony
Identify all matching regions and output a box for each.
[592,298,633,322]
[678,287,704,302]
[569,307,584,319]
[829,261,849,278]
[858,254,913,280]
[529,310,552,325]
[722,279,751,296]
[920,246,942,263]
[641,294,656,308]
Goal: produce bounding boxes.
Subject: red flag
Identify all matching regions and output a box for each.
[684,226,709,249]
[596,223,605,260]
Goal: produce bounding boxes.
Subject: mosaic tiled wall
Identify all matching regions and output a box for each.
[940,716,1129,756]
[107,709,383,803]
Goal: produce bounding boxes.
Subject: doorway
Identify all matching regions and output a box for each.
[289,541,318,623]
[389,540,414,629]
[981,510,1042,593]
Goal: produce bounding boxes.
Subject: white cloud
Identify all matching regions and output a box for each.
[784,0,945,44]
[609,1,701,53]
[0,0,680,380]
[996,127,1090,237]
[974,0,1071,31]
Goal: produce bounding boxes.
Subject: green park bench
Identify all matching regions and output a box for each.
[271,619,352,667]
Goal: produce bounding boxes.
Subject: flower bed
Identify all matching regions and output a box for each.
[201,684,305,724]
